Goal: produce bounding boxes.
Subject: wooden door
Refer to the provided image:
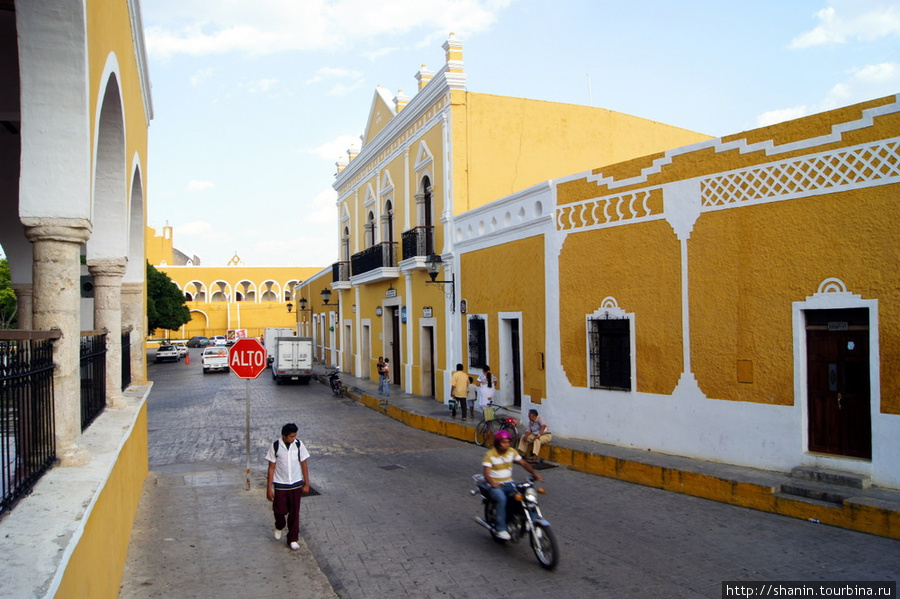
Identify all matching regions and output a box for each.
[806,308,871,459]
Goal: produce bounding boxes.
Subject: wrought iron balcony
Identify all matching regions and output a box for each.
[351,242,398,278]
[401,226,434,261]
[332,261,350,283]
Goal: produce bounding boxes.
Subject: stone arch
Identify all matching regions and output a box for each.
[235,280,256,302]
[183,280,206,302]
[87,56,127,262]
[260,280,279,302]
[209,280,231,302]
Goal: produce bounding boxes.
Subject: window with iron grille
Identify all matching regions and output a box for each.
[468,316,486,369]
[588,317,631,391]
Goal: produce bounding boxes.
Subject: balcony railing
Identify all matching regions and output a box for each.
[332,261,350,283]
[351,242,397,277]
[401,226,434,261]
[1,331,59,516]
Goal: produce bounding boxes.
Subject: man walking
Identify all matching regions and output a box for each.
[450,363,469,420]
[266,423,310,550]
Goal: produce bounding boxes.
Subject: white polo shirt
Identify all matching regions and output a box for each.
[265,438,310,489]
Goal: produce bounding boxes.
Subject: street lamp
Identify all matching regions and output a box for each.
[286,302,293,313]
[321,287,332,306]
[425,253,455,313]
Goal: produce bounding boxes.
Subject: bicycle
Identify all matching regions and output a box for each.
[474,404,519,447]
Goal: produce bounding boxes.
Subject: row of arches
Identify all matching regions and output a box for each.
[180,279,300,303]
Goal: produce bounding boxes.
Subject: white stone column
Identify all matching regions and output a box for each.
[11,284,33,330]
[23,217,92,465]
[122,282,146,384]
[88,258,127,408]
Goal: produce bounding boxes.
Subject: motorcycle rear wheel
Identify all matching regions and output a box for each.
[530,522,559,570]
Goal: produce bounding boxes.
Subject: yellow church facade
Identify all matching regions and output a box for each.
[147,225,322,340]
[455,94,900,489]
[304,35,713,398]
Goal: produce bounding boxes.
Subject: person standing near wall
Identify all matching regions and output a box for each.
[450,363,469,420]
[380,358,391,395]
[477,365,498,409]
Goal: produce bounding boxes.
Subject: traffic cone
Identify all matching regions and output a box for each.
[185,352,190,365]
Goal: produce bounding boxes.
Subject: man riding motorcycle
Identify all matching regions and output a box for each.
[481,429,542,540]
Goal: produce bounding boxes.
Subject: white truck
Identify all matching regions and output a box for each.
[270,337,313,384]
[263,327,296,359]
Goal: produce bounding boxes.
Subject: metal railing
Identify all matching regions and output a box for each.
[121,330,131,391]
[401,226,434,261]
[80,333,106,431]
[1,331,59,517]
[332,261,350,283]
[350,242,397,276]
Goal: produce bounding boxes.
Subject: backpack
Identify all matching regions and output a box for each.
[274,439,303,463]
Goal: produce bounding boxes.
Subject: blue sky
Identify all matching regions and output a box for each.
[140,0,900,268]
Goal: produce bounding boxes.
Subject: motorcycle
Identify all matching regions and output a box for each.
[471,474,559,570]
[328,369,344,397]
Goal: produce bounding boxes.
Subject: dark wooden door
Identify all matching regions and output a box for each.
[510,320,522,407]
[391,307,401,385]
[806,309,871,459]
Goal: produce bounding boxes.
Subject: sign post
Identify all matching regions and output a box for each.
[229,338,267,490]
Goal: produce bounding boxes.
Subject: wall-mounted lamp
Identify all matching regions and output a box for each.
[286,302,293,313]
[375,306,383,317]
[425,253,455,313]
[297,297,312,312]
[321,288,332,306]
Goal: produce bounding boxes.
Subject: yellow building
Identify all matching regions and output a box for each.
[300,34,712,399]
[0,1,154,596]
[456,94,900,490]
[147,225,323,340]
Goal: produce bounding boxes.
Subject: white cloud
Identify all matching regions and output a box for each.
[186,180,214,192]
[176,221,215,236]
[307,188,339,225]
[791,1,900,48]
[303,135,362,162]
[144,0,517,58]
[247,78,279,93]
[756,61,900,127]
[190,67,215,86]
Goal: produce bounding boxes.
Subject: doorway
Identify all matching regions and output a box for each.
[500,315,523,407]
[421,324,436,397]
[390,306,401,385]
[806,308,871,459]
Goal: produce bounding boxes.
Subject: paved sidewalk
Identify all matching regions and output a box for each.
[318,365,900,540]
[118,462,338,599]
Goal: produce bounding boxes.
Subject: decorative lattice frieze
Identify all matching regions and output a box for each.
[701,139,900,208]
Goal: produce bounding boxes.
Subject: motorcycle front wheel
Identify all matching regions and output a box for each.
[530,522,559,570]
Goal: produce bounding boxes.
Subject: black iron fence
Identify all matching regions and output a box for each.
[401,226,434,261]
[121,330,131,391]
[80,333,106,431]
[0,331,59,517]
[350,242,397,276]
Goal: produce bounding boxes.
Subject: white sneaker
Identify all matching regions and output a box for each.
[290,541,300,550]
[274,528,283,540]
[496,530,511,541]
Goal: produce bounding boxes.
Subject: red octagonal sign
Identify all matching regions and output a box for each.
[229,338,267,379]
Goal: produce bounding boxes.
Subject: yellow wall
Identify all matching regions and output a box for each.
[461,93,712,212]
[691,185,900,411]
[559,220,683,394]
[55,403,148,599]
[460,236,547,402]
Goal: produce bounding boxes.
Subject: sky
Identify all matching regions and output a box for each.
[140,0,900,269]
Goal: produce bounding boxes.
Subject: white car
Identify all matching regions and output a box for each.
[155,344,180,363]
[211,335,228,346]
[174,342,188,358]
[201,346,229,373]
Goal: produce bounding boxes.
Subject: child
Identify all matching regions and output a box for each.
[466,376,478,416]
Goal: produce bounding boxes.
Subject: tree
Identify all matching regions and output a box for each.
[0,258,17,329]
[146,262,190,335]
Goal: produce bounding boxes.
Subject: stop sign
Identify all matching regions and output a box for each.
[229,338,267,379]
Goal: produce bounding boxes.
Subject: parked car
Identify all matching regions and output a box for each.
[155,344,180,363]
[211,335,228,346]
[174,342,189,358]
[201,346,229,373]
[186,336,209,348]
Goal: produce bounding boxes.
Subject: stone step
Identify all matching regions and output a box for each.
[779,481,851,505]
[790,466,871,489]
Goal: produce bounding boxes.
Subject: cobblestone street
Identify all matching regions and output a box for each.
[120,352,899,599]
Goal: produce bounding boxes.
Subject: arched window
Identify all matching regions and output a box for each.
[382,199,394,245]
